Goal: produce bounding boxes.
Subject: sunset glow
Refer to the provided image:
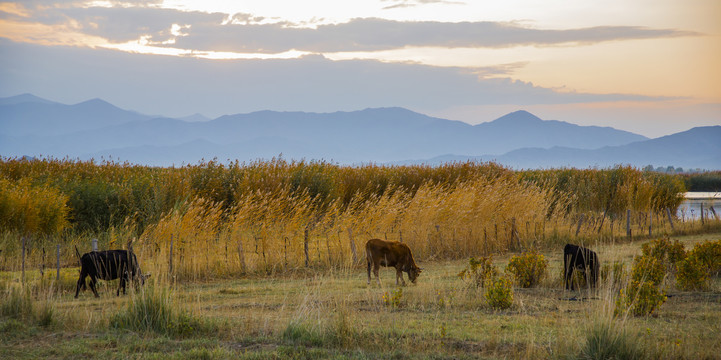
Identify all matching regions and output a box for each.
[1,0,719,136]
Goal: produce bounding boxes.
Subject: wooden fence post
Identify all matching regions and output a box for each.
[21,236,26,286]
[347,228,358,264]
[483,228,488,256]
[40,247,45,278]
[575,214,585,237]
[648,210,653,237]
[169,234,174,274]
[494,223,498,247]
[56,244,61,285]
[304,228,310,267]
[284,236,289,267]
[626,210,632,238]
[511,218,520,251]
[238,234,246,273]
[665,208,675,231]
[700,203,705,225]
[597,209,608,234]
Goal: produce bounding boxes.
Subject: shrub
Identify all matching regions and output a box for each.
[676,240,721,291]
[457,256,498,288]
[505,251,548,288]
[641,237,686,272]
[676,254,709,291]
[615,278,667,317]
[485,277,514,310]
[616,253,668,317]
[630,255,665,286]
[690,240,721,276]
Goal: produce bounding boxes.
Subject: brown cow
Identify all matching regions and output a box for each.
[365,238,422,286]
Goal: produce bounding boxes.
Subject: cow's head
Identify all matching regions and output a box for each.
[408,266,423,283]
[139,273,151,286]
[131,271,151,287]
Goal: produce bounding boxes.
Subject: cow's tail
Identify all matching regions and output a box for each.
[74,245,82,266]
[366,248,372,279]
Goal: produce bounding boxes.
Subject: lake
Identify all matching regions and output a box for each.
[677,192,721,221]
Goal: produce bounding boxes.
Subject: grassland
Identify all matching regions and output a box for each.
[1,158,719,358]
[2,231,720,359]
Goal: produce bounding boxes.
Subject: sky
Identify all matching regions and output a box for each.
[0,0,719,137]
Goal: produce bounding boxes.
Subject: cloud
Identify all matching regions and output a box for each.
[0,39,669,119]
[381,0,466,10]
[3,3,700,54]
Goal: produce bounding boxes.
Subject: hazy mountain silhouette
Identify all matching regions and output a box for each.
[0,93,56,106]
[0,95,150,137]
[405,126,721,169]
[2,94,717,169]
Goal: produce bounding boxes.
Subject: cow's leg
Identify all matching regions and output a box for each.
[88,275,100,298]
[373,264,381,285]
[564,255,571,290]
[367,259,372,285]
[117,277,123,296]
[75,270,87,298]
[564,255,570,290]
[396,267,406,286]
[566,266,575,290]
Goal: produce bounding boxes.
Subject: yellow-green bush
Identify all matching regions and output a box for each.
[641,237,686,272]
[616,252,668,316]
[690,240,721,276]
[485,276,514,310]
[457,256,498,288]
[631,255,665,286]
[616,280,667,317]
[676,240,721,291]
[676,254,709,291]
[505,251,548,288]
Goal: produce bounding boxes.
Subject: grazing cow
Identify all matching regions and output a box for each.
[563,243,599,290]
[75,249,148,298]
[365,238,422,286]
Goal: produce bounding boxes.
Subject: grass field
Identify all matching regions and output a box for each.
[2,232,721,359]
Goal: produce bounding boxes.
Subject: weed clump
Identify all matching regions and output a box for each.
[0,285,56,329]
[382,288,403,308]
[1,286,35,321]
[578,320,646,360]
[110,285,210,336]
[600,261,626,290]
[505,251,548,288]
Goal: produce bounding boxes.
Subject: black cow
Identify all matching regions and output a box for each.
[563,243,599,290]
[75,250,148,298]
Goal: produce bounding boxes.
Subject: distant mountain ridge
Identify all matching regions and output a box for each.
[1,94,718,169]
